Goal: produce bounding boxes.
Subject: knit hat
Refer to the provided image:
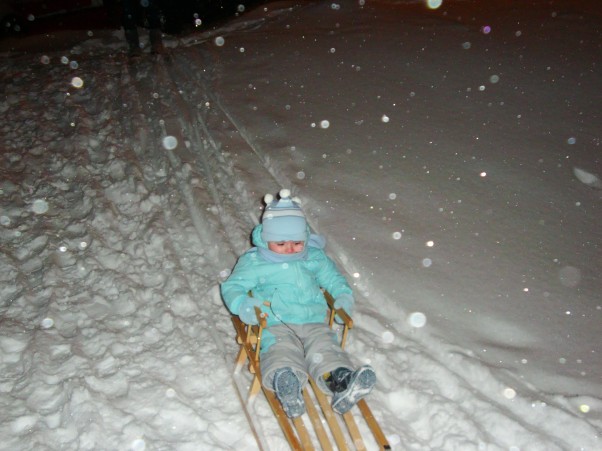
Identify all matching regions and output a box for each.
[261,189,308,242]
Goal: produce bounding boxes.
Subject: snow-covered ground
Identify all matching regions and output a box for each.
[1,0,601,449]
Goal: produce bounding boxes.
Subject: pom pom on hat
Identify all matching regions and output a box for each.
[261,189,308,242]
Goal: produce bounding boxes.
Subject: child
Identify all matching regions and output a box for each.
[221,189,376,418]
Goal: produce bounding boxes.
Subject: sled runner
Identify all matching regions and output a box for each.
[231,291,391,450]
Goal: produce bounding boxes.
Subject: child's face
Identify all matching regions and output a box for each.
[268,241,305,254]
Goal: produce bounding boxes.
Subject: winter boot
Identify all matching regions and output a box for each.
[149,28,164,54]
[273,367,305,418]
[326,365,376,414]
[125,28,142,57]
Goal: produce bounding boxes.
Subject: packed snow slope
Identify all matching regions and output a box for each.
[1,0,601,450]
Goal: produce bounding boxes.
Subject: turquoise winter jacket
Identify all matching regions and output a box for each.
[221,224,353,350]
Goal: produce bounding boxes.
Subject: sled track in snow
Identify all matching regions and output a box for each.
[117,48,299,370]
[120,48,303,255]
[170,56,291,191]
[118,54,244,362]
[124,51,291,245]
[121,57,233,256]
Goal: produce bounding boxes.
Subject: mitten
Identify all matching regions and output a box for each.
[333,293,354,316]
[239,297,264,325]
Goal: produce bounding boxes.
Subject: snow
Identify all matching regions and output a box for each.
[1,0,601,449]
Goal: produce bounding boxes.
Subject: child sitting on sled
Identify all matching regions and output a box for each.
[221,189,376,418]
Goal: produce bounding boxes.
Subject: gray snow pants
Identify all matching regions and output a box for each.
[260,323,354,395]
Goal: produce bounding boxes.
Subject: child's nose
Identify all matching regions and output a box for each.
[284,243,295,253]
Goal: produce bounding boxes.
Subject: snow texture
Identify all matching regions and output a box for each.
[1,0,601,449]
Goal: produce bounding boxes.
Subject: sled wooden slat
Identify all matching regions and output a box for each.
[231,291,391,451]
[265,389,307,450]
[341,410,366,451]
[292,415,315,451]
[309,376,350,450]
[303,389,333,451]
[357,400,391,450]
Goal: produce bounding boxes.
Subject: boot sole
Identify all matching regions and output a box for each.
[332,366,376,414]
[274,370,306,418]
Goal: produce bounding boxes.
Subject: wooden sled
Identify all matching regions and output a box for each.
[231,291,391,450]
